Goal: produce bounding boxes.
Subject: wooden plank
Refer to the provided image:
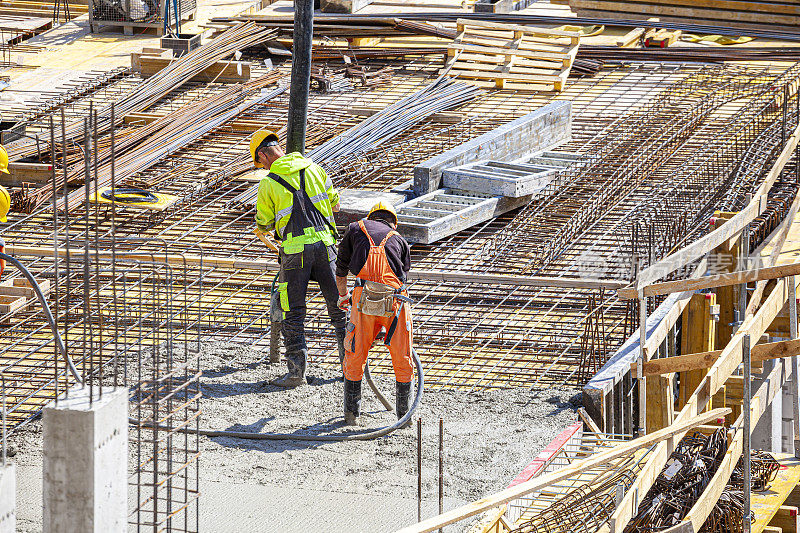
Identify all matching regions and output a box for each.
[449,41,572,62]
[620,261,800,299]
[130,54,251,83]
[393,408,730,533]
[678,293,715,408]
[712,213,739,353]
[569,0,800,24]
[750,454,800,533]
[4,244,625,289]
[455,17,582,38]
[0,162,53,186]
[646,372,673,433]
[578,0,800,16]
[634,338,800,376]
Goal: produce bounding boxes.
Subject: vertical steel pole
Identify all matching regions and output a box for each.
[286,0,314,155]
[637,253,647,436]
[789,276,800,457]
[743,333,752,533]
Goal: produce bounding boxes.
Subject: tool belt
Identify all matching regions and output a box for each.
[357,281,396,317]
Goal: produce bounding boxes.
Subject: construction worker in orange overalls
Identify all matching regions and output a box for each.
[335,201,414,426]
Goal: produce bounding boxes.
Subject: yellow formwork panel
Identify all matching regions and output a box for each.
[753,454,800,533]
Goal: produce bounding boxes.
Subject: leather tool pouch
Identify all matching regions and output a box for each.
[358,281,394,317]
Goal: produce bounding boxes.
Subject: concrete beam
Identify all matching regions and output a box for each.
[335,189,407,226]
[43,387,128,533]
[413,101,571,196]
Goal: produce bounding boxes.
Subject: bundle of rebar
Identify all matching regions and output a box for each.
[211,12,800,41]
[228,76,481,208]
[578,46,800,63]
[209,15,457,40]
[59,75,284,212]
[512,468,637,533]
[625,429,779,533]
[13,22,277,210]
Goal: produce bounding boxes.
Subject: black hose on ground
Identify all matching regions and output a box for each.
[0,252,83,384]
[193,348,423,442]
[132,349,423,442]
[7,254,422,442]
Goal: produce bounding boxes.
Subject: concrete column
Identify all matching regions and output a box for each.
[0,464,14,533]
[782,370,795,454]
[753,359,783,453]
[43,386,128,533]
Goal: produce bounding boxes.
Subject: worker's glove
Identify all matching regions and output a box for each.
[337,293,351,310]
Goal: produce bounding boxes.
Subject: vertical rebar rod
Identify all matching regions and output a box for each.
[637,256,647,436]
[49,115,59,403]
[111,103,118,388]
[93,110,101,400]
[743,332,752,533]
[83,117,91,403]
[286,0,314,154]
[61,108,69,399]
[438,418,443,533]
[417,418,422,523]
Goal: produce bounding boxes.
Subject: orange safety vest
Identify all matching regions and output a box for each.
[355,219,403,290]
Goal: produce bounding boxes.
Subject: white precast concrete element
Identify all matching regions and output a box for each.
[42,386,128,533]
[753,359,785,453]
[0,464,15,533]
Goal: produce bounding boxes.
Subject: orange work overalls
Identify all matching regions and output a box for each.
[343,220,414,383]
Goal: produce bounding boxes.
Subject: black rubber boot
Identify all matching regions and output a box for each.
[335,326,347,374]
[396,381,412,427]
[271,347,306,388]
[344,379,362,425]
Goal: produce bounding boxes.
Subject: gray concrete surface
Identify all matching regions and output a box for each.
[16,463,469,533]
[0,464,14,533]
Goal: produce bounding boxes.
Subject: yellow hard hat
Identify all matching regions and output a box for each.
[0,185,10,223]
[0,146,9,175]
[250,130,279,168]
[368,201,397,225]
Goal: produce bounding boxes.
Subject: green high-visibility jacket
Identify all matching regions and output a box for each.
[255,152,339,254]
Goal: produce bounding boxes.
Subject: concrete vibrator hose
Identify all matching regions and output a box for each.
[8,253,423,442]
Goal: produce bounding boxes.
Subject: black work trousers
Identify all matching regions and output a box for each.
[278,240,347,377]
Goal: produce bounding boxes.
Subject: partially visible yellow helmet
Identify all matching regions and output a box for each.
[0,146,9,175]
[368,201,398,225]
[0,185,10,223]
[249,130,280,168]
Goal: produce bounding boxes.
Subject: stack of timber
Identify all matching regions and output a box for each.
[566,0,800,33]
[445,19,580,92]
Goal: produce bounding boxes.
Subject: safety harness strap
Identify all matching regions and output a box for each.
[268,168,336,237]
[357,219,398,249]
